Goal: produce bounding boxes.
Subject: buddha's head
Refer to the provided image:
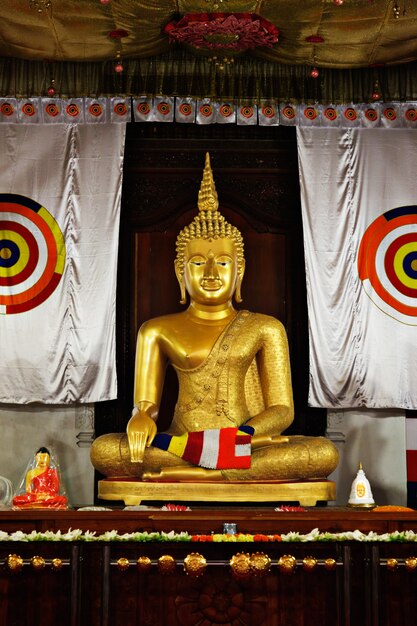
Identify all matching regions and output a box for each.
[175,153,245,306]
[35,446,51,469]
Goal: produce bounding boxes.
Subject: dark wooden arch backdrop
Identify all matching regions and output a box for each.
[94,122,326,455]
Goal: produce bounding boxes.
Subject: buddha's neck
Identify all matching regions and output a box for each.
[187,301,237,324]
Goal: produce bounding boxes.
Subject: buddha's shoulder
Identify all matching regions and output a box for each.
[243,311,287,335]
[138,312,188,335]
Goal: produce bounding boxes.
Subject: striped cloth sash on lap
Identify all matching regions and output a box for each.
[152,426,254,469]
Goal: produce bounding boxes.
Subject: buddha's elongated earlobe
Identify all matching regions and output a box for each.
[234,260,245,303]
[179,280,187,305]
[175,261,187,305]
[234,276,243,304]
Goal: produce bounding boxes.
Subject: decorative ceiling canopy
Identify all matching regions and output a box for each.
[0,0,415,69]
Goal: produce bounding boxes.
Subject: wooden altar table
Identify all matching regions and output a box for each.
[0,507,416,626]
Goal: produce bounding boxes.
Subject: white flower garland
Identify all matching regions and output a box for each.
[0,528,417,543]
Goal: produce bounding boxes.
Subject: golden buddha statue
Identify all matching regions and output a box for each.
[91,153,338,505]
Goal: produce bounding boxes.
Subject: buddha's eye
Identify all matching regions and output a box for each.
[189,257,205,266]
[217,256,232,267]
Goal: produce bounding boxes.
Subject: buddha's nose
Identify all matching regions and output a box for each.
[204,254,219,279]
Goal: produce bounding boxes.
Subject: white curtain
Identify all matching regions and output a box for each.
[0,123,126,403]
[297,128,417,409]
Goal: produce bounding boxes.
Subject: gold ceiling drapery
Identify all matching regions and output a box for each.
[1,0,417,69]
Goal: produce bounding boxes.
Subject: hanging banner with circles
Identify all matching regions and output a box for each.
[0,123,125,404]
[0,194,66,315]
[298,128,417,409]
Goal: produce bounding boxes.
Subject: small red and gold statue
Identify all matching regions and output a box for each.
[12,447,68,509]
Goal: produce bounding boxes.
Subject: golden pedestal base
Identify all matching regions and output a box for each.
[97,479,336,507]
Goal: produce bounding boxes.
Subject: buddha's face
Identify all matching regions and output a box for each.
[35,452,50,469]
[182,238,241,306]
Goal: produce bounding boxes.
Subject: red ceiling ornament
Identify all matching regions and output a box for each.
[47,78,55,96]
[108,29,129,40]
[114,51,123,73]
[371,80,381,100]
[305,35,324,43]
[310,67,319,78]
[164,13,279,54]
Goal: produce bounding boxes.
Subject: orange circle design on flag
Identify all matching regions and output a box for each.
[365,108,378,122]
[1,103,14,116]
[344,107,357,121]
[383,107,396,120]
[199,104,213,117]
[45,103,59,117]
[219,104,232,117]
[358,206,417,322]
[281,106,294,119]
[114,102,127,116]
[262,105,276,118]
[0,194,65,315]
[89,103,103,117]
[405,108,417,122]
[178,103,192,116]
[324,107,337,121]
[66,103,80,117]
[22,103,35,117]
[157,102,170,115]
[304,107,317,120]
[137,102,150,115]
[240,106,253,119]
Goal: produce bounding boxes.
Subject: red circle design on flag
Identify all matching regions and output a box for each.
[358,206,417,323]
[137,102,150,115]
[1,103,14,116]
[324,107,337,121]
[304,107,317,120]
[0,195,65,314]
[383,107,396,120]
[45,103,59,117]
[22,103,35,117]
[405,108,417,122]
[365,108,378,122]
[157,102,170,115]
[199,104,213,117]
[89,103,103,117]
[178,103,192,116]
[262,105,276,118]
[344,107,357,121]
[219,104,232,118]
[66,103,80,117]
[281,106,294,119]
[240,106,253,119]
[114,102,127,116]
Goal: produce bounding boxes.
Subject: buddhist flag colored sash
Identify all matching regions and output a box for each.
[152,426,254,469]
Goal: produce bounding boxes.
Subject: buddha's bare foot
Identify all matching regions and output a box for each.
[143,467,223,481]
[251,435,289,450]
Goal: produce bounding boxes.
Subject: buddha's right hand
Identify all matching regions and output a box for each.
[127,410,157,463]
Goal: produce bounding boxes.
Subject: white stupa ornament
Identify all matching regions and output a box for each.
[348,463,375,507]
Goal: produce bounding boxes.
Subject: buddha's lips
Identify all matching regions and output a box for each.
[201,279,222,290]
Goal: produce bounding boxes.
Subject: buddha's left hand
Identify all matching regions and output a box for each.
[251,434,289,450]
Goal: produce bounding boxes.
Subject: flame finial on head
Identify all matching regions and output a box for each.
[198,153,219,213]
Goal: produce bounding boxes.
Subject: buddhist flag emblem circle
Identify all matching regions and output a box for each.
[0,194,65,314]
[358,206,417,324]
